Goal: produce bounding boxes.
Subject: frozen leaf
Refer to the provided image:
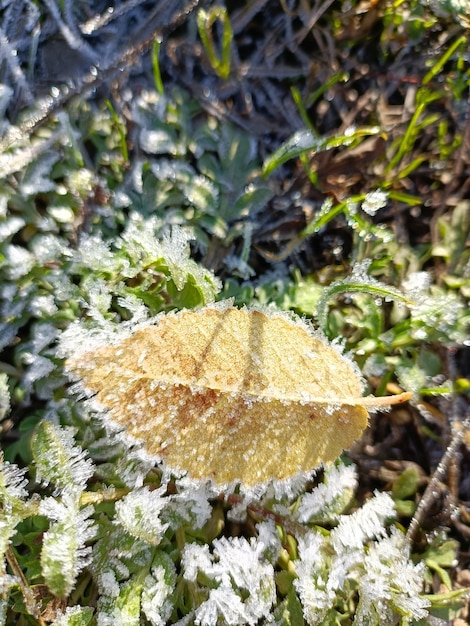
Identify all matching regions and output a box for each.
[4,245,35,279]
[361,189,388,216]
[97,572,143,626]
[162,484,212,530]
[31,422,94,494]
[20,151,59,196]
[296,463,357,523]
[141,552,176,626]
[50,606,94,626]
[353,528,430,624]
[0,373,10,421]
[0,216,25,242]
[115,486,169,545]
[65,303,411,486]
[0,460,29,510]
[331,491,395,552]
[39,491,95,599]
[182,536,276,625]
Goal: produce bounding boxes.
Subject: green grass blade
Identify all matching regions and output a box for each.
[152,38,164,95]
[263,127,383,176]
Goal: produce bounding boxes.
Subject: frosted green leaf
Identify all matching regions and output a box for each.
[0,373,10,421]
[50,606,94,626]
[396,363,428,396]
[115,486,169,545]
[296,463,357,523]
[20,151,59,196]
[317,260,413,331]
[162,485,212,530]
[4,245,35,279]
[31,422,94,494]
[410,287,468,344]
[183,536,276,625]
[331,491,395,552]
[139,128,180,154]
[0,216,25,242]
[354,528,430,624]
[98,572,145,626]
[0,462,30,572]
[0,460,28,503]
[294,532,332,625]
[75,236,120,274]
[39,492,95,599]
[141,552,176,626]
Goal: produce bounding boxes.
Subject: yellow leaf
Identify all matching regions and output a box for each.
[66,303,411,486]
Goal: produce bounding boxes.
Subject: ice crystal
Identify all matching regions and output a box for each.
[94,535,166,626]
[353,529,430,624]
[402,271,432,298]
[115,486,169,545]
[162,484,212,530]
[39,490,96,598]
[23,322,58,354]
[297,464,357,523]
[0,460,28,502]
[294,532,333,624]
[396,363,428,396]
[141,552,177,626]
[82,278,114,322]
[270,470,312,501]
[75,235,121,274]
[400,270,469,343]
[0,216,25,242]
[20,151,59,196]
[4,244,35,279]
[28,294,59,318]
[294,491,429,626]
[50,606,94,626]
[0,463,30,612]
[255,521,282,563]
[22,354,56,388]
[32,422,95,494]
[183,535,276,625]
[411,288,467,343]
[0,373,10,421]
[361,189,388,216]
[331,491,395,551]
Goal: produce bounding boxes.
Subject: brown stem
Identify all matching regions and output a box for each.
[5,547,46,625]
[405,415,469,545]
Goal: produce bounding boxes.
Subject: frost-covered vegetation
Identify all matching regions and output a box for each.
[0,0,469,624]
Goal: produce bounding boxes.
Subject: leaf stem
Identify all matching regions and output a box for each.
[6,547,45,623]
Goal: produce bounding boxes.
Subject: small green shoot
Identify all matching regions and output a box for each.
[263,127,384,177]
[197,7,233,80]
[105,99,129,163]
[151,38,165,96]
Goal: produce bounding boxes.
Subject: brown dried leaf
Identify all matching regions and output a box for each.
[66,304,411,485]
